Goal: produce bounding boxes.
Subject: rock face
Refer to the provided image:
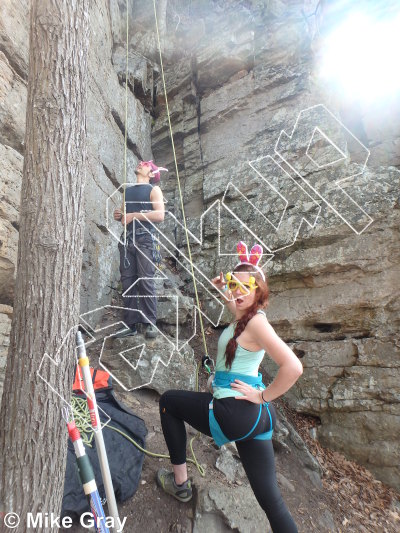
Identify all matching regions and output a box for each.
[99,329,197,393]
[1,0,399,494]
[0,305,12,405]
[194,485,271,533]
[0,1,28,312]
[0,0,156,397]
[149,1,400,491]
[0,0,29,401]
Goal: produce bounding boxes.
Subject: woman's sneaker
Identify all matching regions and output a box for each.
[156,468,192,502]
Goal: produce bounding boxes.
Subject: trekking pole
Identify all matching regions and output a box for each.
[76,331,120,531]
[63,408,110,533]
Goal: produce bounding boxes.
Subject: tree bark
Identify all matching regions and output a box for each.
[0,1,89,530]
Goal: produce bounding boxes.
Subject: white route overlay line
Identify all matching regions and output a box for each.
[105,297,197,352]
[79,305,175,348]
[244,154,323,253]
[38,306,182,396]
[36,324,112,431]
[223,180,288,233]
[138,205,250,312]
[96,316,176,392]
[118,343,146,371]
[274,103,373,235]
[221,181,321,258]
[306,127,347,168]
[80,306,185,389]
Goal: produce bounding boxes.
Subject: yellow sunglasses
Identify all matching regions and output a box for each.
[225,272,258,294]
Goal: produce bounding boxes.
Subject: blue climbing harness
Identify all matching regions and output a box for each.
[209,371,274,447]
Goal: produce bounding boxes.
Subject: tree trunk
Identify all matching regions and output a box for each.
[0,1,89,530]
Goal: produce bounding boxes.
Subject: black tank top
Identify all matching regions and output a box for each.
[124,183,153,232]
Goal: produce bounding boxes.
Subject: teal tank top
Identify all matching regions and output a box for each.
[213,310,266,399]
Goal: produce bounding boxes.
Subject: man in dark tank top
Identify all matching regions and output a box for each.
[113,160,166,338]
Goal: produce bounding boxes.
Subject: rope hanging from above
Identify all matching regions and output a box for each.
[121,1,212,365]
[115,0,211,477]
[152,0,210,362]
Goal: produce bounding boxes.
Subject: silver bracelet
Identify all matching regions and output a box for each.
[261,389,268,403]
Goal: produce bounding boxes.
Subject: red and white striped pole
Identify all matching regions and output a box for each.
[76,331,120,532]
[67,419,110,533]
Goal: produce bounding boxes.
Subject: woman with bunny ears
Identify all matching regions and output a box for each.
[157,242,302,533]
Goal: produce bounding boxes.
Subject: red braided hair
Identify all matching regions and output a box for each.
[224,264,269,370]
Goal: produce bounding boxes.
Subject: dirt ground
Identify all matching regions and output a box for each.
[115,386,335,533]
[63,327,400,533]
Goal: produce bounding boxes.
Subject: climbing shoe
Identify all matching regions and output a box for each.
[156,468,192,503]
[113,326,138,338]
[145,324,157,339]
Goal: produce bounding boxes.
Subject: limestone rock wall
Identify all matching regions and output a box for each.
[0,0,157,399]
[0,305,12,389]
[0,1,27,311]
[150,0,400,490]
[0,1,28,403]
[0,0,399,492]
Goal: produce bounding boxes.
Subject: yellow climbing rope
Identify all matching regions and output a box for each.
[152,0,209,360]
[113,0,212,477]
[71,395,205,476]
[122,0,210,359]
[153,0,215,474]
[122,0,129,246]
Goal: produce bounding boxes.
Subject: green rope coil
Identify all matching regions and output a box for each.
[71,394,206,477]
[76,0,210,480]
[71,395,95,447]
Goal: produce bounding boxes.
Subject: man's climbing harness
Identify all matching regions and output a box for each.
[121,227,163,269]
[151,231,163,268]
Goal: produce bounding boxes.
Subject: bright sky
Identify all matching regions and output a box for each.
[319,9,400,102]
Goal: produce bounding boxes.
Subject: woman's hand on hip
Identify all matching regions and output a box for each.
[230,380,263,404]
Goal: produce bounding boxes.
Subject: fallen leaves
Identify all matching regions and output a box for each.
[280,403,399,532]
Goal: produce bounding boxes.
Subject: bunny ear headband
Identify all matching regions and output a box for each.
[235,241,265,281]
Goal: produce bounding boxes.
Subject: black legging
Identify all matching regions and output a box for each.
[159,390,298,533]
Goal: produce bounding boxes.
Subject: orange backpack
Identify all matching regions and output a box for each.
[72,366,112,393]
